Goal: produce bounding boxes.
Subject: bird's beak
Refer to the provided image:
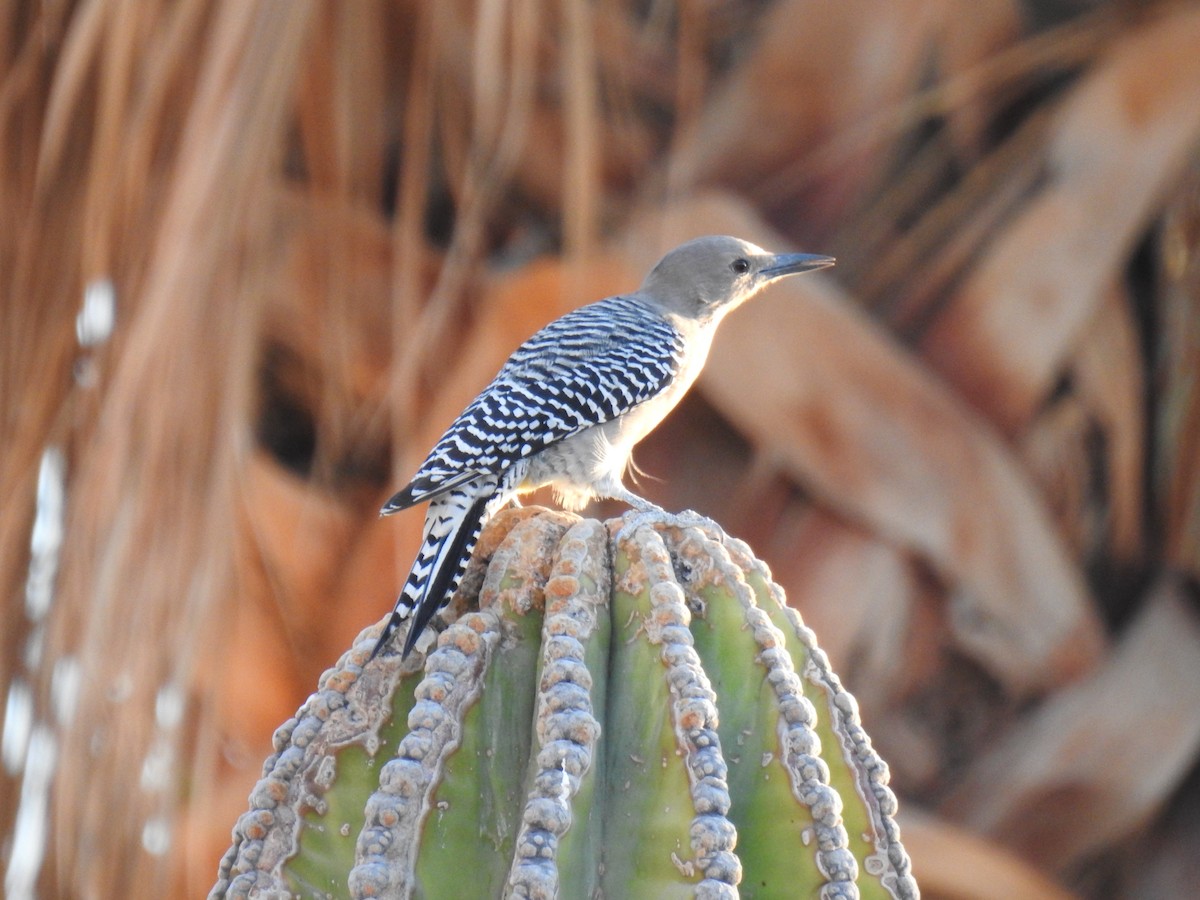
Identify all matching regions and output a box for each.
[760,252,835,280]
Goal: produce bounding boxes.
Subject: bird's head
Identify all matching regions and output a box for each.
[638,235,834,321]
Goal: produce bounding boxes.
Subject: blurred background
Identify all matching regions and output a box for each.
[2,0,1199,897]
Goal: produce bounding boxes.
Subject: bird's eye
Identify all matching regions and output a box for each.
[730,258,750,274]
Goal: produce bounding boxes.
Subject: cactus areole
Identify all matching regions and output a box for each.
[212,509,918,899]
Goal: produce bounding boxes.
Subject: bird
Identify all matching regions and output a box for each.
[373,234,834,659]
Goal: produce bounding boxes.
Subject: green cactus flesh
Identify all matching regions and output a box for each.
[211,509,918,900]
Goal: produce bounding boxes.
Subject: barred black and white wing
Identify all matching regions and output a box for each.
[372,294,685,659]
[381,295,686,513]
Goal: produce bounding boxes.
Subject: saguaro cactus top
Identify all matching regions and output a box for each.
[212,509,918,900]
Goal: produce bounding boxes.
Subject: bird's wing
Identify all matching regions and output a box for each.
[383,296,684,512]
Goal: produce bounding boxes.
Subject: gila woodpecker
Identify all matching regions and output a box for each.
[373,235,834,659]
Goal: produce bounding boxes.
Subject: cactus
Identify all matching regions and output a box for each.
[211,508,918,899]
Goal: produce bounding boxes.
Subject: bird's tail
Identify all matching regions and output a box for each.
[370,485,494,660]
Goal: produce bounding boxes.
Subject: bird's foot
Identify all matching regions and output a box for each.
[672,508,723,536]
[613,506,721,542]
[614,506,666,542]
